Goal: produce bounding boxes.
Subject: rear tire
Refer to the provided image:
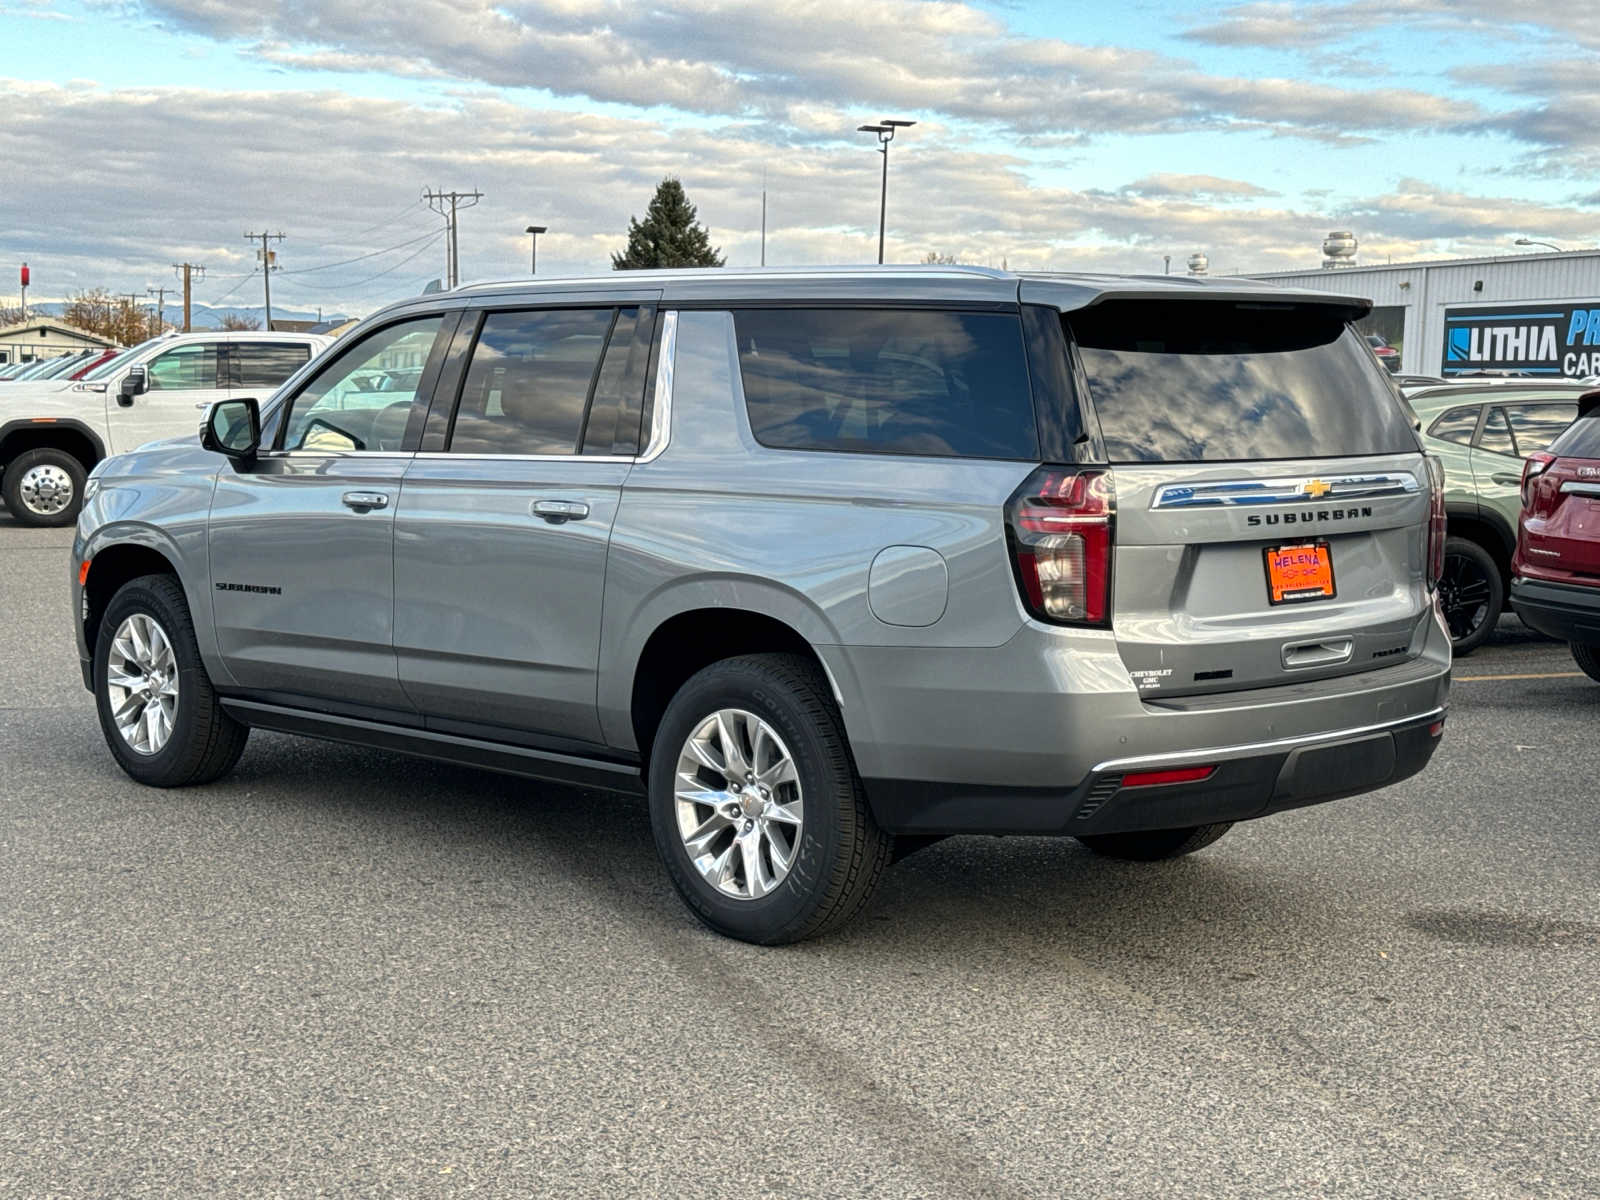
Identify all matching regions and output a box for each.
[1571,642,1600,684]
[647,653,893,944]
[3,446,86,527]
[94,574,249,787]
[1077,823,1233,861]
[1439,536,1502,656]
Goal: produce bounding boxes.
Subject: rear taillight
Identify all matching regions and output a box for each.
[1426,455,1446,591]
[1006,466,1114,626]
[1521,451,1557,510]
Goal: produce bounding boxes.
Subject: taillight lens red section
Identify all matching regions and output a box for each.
[1121,765,1216,789]
[1006,467,1114,626]
[1425,455,1446,591]
[1521,451,1557,512]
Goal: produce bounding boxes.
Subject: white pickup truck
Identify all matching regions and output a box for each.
[0,330,331,527]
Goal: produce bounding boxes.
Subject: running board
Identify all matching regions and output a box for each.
[219,699,645,795]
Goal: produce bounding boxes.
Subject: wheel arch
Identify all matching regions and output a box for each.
[80,530,192,657]
[1444,504,1514,584]
[607,578,848,763]
[0,417,106,474]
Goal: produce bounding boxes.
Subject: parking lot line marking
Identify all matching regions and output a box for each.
[1454,671,1584,681]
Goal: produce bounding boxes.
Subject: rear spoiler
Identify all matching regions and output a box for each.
[1580,389,1600,420]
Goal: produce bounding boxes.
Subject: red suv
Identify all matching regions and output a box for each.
[1512,390,1600,680]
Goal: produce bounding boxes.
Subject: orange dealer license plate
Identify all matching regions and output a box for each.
[1264,541,1336,605]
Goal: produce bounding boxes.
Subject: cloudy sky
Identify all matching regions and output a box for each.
[4,0,1599,315]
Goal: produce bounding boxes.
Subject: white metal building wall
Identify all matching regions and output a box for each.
[1248,251,1600,376]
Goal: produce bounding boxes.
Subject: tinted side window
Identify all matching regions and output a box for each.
[448,309,613,456]
[1551,413,1600,459]
[580,306,656,456]
[1502,402,1576,455]
[1427,405,1480,446]
[229,342,312,389]
[733,308,1038,460]
[1478,407,1517,457]
[146,343,220,390]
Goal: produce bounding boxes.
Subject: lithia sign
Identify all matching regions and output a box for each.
[1442,302,1600,377]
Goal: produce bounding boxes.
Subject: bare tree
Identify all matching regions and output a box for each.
[0,303,22,326]
[219,314,262,331]
[61,289,153,345]
[922,251,961,265]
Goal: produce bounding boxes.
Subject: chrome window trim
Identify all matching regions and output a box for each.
[638,309,677,464]
[1150,472,1420,510]
[1093,707,1446,774]
[257,450,417,460]
[410,452,635,463]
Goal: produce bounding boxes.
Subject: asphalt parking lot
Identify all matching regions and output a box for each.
[2,512,1597,1199]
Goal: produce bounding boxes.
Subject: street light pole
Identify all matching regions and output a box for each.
[525,225,547,274]
[857,119,916,265]
[1514,237,1566,252]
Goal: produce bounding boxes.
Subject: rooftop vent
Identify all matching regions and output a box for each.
[1322,230,1358,269]
[1187,251,1209,275]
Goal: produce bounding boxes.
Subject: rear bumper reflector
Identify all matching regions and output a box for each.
[1120,765,1217,789]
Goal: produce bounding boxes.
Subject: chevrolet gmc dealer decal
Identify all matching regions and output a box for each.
[1442,302,1600,378]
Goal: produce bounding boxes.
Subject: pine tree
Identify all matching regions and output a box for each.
[612,178,725,270]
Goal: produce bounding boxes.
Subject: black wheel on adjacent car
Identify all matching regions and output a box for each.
[1076,823,1234,861]
[2,446,86,528]
[93,573,249,787]
[1571,643,1600,684]
[647,653,893,945]
[1438,536,1503,656]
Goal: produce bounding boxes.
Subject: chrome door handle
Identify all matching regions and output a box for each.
[342,491,390,511]
[532,499,590,523]
[1491,473,1522,486]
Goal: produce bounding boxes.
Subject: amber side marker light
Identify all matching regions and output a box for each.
[78,560,91,587]
[1120,766,1216,789]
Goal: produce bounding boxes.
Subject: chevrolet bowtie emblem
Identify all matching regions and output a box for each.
[1303,479,1333,499]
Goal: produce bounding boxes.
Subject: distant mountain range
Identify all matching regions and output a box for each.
[28,301,350,330]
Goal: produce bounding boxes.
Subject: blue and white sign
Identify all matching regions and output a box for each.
[1443,302,1600,378]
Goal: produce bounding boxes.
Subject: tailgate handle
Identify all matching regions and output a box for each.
[1282,638,1353,670]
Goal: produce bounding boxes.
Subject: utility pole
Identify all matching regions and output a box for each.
[424,188,483,288]
[244,231,285,328]
[172,262,205,331]
[146,285,170,336]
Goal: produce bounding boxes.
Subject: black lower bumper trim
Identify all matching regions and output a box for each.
[1510,576,1600,645]
[864,712,1445,837]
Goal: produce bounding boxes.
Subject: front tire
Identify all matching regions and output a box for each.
[3,447,86,527]
[94,574,249,787]
[647,654,892,944]
[1438,536,1502,656]
[1572,642,1600,684]
[1077,823,1233,861]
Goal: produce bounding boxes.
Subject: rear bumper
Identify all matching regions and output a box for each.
[1509,576,1600,645]
[865,708,1444,835]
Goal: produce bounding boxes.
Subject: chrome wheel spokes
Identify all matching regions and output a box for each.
[674,708,803,901]
[106,613,179,755]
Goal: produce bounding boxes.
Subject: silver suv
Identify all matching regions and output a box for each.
[71,267,1451,943]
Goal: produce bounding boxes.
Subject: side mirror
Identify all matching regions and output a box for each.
[117,366,147,406]
[200,397,261,461]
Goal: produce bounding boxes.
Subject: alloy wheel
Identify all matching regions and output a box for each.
[106,613,180,755]
[673,709,803,900]
[1438,550,1493,642]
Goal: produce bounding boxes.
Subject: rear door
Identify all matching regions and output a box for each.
[1060,297,1429,698]
[223,339,317,399]
[393,299,658,745]
[1469,398,1577,528]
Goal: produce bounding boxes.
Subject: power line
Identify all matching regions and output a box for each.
[277,228,442,275]
[283,231,447,292]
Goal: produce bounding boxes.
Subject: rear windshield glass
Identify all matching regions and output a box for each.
[1069,301,1418,463]
[1551,412,1600,459]
[733,308,1038,460]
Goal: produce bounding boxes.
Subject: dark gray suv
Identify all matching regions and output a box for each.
[71,267,1451,943]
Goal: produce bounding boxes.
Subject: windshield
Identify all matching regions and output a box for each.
[84,336,168,381]
[1069,301,1420,463]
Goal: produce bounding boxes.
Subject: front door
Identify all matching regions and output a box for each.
[105,339,229,454]
[394,303,656,745]
[208,313,453,713]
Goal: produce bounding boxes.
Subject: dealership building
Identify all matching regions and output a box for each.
[1247,243,1600,379]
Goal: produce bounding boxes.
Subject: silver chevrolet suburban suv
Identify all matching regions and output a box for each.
[71,267,1451,943]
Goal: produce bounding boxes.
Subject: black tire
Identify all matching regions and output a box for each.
[1571,642,1600,684]
[1077,823,1233,861]
[1438,536,1503,656]
[2,446,86,528]
[647,653,893,945]
[94,573,249,787]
